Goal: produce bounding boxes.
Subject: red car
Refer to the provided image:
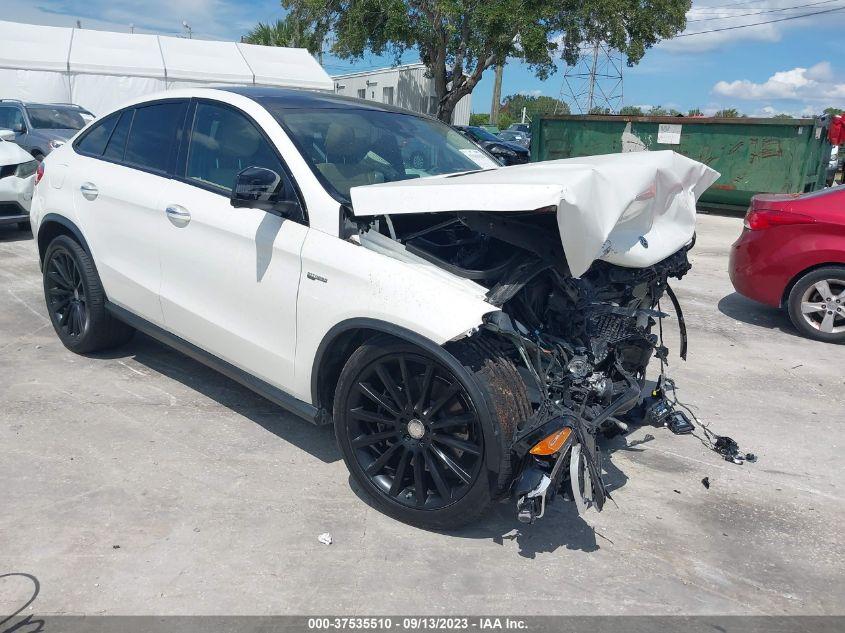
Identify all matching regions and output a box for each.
[729,187,845,343]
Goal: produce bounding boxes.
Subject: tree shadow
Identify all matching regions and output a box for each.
[92,333,341,464]
[717,292,800,338]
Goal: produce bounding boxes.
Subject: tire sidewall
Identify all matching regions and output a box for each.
[333,338,496,530]
[787,267,845,343]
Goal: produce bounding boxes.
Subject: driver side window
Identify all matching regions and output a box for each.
[186,102,288,195]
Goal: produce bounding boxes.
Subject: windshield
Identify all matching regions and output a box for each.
[467,126,502,142]
[266,105,498,200]
[26,107,88,130]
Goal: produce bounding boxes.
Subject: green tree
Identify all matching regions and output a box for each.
[497,112,514,130]
[687,108,703,116]
[824,107,844,116]
[500,93,568,120]
[469,113,490,125]
[619,105,644,116]
[588,106,611,115]
[772,113,793,119]
[244,13,323,57]
[282,0,691,122]
[714,108,740,118]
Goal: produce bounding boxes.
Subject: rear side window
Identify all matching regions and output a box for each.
[76,114,119,156]
[124,102,186,173]
[103,110,133,161]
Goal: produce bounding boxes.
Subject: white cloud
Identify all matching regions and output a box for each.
[713,62,845,101]
[1,0,281,40]
[660,0,845,54]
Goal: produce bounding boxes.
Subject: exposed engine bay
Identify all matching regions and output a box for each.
[361,208,706,523]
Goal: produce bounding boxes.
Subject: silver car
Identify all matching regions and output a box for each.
[0,100,94,161]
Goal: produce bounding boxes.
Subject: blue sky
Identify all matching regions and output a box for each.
[6,0,845,117]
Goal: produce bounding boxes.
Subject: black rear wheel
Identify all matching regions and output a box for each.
[43,235,134,354]
[334,335,529,528]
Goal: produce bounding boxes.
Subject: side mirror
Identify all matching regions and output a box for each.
[0,129,15,142]
[12,122,25,134]
[231,166,301,218]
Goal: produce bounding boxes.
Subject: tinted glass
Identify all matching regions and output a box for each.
[103,110,133,161]
[26,107,87,130]
[76,114,119,156]
[186,102,286,193]
[0,107,24,131]
[267,105,493,200]
[124,102,186,173]
[467,126,500,142]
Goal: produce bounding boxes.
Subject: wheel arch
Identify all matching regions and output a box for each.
[37,214,91,269]
[310,317,507,475]
[781,261,845,307]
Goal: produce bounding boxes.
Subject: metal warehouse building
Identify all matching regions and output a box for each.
[332,63,471,125]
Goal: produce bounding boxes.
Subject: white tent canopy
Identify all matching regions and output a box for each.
[0,20,333,115]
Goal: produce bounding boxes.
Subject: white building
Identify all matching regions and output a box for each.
[0,20,333,116]
[332,63,471,125]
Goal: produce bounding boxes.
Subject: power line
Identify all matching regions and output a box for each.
[688,0,842,22]
[677,4,845,36]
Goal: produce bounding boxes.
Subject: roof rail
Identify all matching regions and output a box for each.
[0,99,23,104]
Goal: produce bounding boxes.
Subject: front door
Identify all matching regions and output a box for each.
[158,101,308,391]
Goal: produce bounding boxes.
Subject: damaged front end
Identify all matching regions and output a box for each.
[367,208,695,523]
[476,224,693,523]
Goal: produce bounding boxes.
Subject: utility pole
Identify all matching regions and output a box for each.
[182,21,193,39]
[490,64,503,126]
[130,24,135,34]
[76,20,82,29]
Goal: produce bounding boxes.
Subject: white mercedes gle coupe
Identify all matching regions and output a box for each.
[30,87,717,528]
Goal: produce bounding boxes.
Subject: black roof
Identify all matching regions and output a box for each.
[219,86,424,116]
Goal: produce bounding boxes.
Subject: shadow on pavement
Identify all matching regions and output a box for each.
[0,224,32,243]
[717,292,800,338]
[94,332,342,464]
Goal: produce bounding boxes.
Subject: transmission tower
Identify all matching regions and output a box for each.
[557,41,623,114]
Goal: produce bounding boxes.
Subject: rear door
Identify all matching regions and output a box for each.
[157,99,308,390]
[71,100,188,324]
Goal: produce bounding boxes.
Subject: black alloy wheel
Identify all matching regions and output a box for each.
[343,351,485,511]
[45,246,88,340]
[42,234,134,354]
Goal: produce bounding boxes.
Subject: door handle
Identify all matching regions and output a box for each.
[165,204,191,226]
[80,182,98,201]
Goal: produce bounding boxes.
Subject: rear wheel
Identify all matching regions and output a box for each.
[786,266,845,343]
[333,335,529,529]
[42,235,134,353]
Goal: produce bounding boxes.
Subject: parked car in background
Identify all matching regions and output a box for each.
[0,100,94,161]
[453,125,529,165]
[730,188,845,342]
[507,123,531,135]
[0,130,37,229]
[497,129,530,149]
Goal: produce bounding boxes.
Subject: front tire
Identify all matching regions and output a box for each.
[786,266,845,343]
[42,235,134,353]
[333,335,529,529]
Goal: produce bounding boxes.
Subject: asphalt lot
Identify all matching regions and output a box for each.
[0,213,843,616]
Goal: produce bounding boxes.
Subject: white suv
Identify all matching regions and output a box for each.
[31,87,717,528]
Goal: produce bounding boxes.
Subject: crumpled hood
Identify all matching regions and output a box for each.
[349,150,720,277]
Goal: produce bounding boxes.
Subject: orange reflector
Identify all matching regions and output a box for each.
[529,427,572,455]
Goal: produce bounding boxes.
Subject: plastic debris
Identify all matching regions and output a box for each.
[318,532,332,545]
[701,477,710,489]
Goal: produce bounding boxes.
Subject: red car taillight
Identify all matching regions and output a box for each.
[744,208,816,231]
[34,162,44,185]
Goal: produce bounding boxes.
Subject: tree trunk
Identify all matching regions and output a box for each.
[490,65,503,126]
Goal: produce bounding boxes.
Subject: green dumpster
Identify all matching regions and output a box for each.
[530,115,833,211]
